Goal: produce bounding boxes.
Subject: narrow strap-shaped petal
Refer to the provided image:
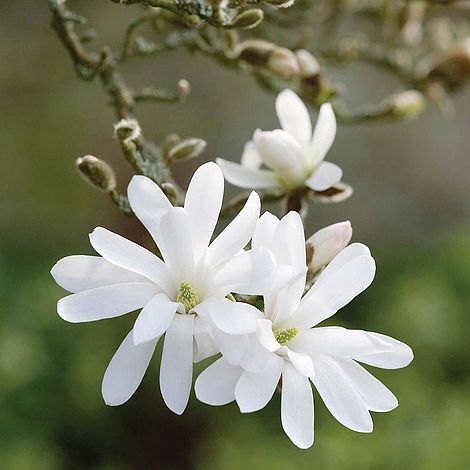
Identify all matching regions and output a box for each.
[51,255,148,293]
[252,211,280,250]
[310,353,373,433]
[352,332,414,369]
[133,293,179,344]
[160,314,194,415]
[127,175,171,244]
[287,349,315,378]
[195,357,243,406]
[235,354,283,413]
[281,362,314,449]
[102,330,159,406]
[306,161,343,192]
[302,243,371,303]
[291,255,376,330]
[193,315,219,362]
[89,227,174,296]
[216,158,279,190]
[335,357,398,412]
[184,162,224,262]
[290,327,393,358]
[240,141,262,170]
[57,282,159,323]
[157,208,195,285]
[210,248,276,297]
[208,298,261,335]
[253,129,306,185]
[205,191,260,269]
[276,89,312,146]
[309,103,337,167]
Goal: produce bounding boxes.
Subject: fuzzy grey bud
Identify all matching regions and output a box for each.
[168,138,207,161]
[76,155,116,193]
[388,90,426,119]
[231,9,264,30]
[235,40,275,66]
[161,182,179,206]
[296,49,320,78]
[177,79,191,102]
[162,133,181,155]
[114,118,141,143]
[267,47,299,79]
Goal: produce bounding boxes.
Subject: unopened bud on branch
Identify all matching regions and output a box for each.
[231,9,264,30]
[388,90,426,119]
[268,47,299,79]
[306,221,352,273]
[161,182,179,206]
[177,79,191,102]
[114,118,141,143]
[167,138,207,161]
[296,49,320,78]
[76,155,116,193]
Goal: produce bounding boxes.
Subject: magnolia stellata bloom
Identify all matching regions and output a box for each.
[307,220,353,273]
[51,162,277,415]
[217,89,342,192]
[196,212,413,448]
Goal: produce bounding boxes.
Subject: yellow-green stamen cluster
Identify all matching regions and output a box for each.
[275,327,298,346]
[176,281,200,313]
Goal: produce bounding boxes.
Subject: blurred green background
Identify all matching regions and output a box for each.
[1,1,470,469]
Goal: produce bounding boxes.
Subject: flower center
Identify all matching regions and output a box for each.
[275,328,298,346]
[176,281,200,313]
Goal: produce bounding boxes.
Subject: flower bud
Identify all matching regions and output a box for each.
[235,39,275,66]
[388,90,426,119]
[306,221,352,273]
[162,133,181,155]
[296,49,320,78]
[177,79,191,102]
[161,182,179,206]
[231,9,264,30]
[114,118,141,143]
[76,155,116,193]
[167,138,207,161]
[267,47,299,79]
[264,0,295,7]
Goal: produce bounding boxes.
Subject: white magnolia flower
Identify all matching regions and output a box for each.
[196,212,413,448]
[307,220,353,273]
[217,89,342,192]
[51,162,277,415]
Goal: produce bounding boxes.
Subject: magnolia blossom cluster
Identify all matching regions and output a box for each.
[51,92,413,449]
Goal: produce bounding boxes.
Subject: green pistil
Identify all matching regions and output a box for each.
[176,281,200,313]
[275,328,299,346]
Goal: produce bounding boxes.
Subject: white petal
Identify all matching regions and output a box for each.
[272,211,306,272]
[89,227,174,296]
[239,335,277,373]
[133,294,178,344]
[306,161,343,192]
[205,192,260,268]
[253,129,306,185]
[309,103,337,166]
[252,212,280,250]
[335,358,398,412]
[307,221,352,272]
[287,349,315,378]
[157,208,195,285]
[102,330,159,406]
[216,158,279,190]
[276,89,312,145]
[256,319,280,352]
[292,255,376,330]
[291,327,393,358]
[241,141,262,170]
[352,332,414,369]
[51,255,148,293]
[281,362,314,449]
[193,316,219,362]
[211,248,276,296]
[269,274,306,326]
[127,175,171,243]
[184,162,224,261]
[57,282,159,323]
[235,355,283,412]
[211,327,249,366]
[209,299,261,335]
[195,358,242,406]
[310,354,373,432]
[160,314,194,415]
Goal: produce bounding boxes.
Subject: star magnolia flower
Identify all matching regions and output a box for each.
[51,162,277,415]
[216,89,342,192]
[195,212,413,449]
